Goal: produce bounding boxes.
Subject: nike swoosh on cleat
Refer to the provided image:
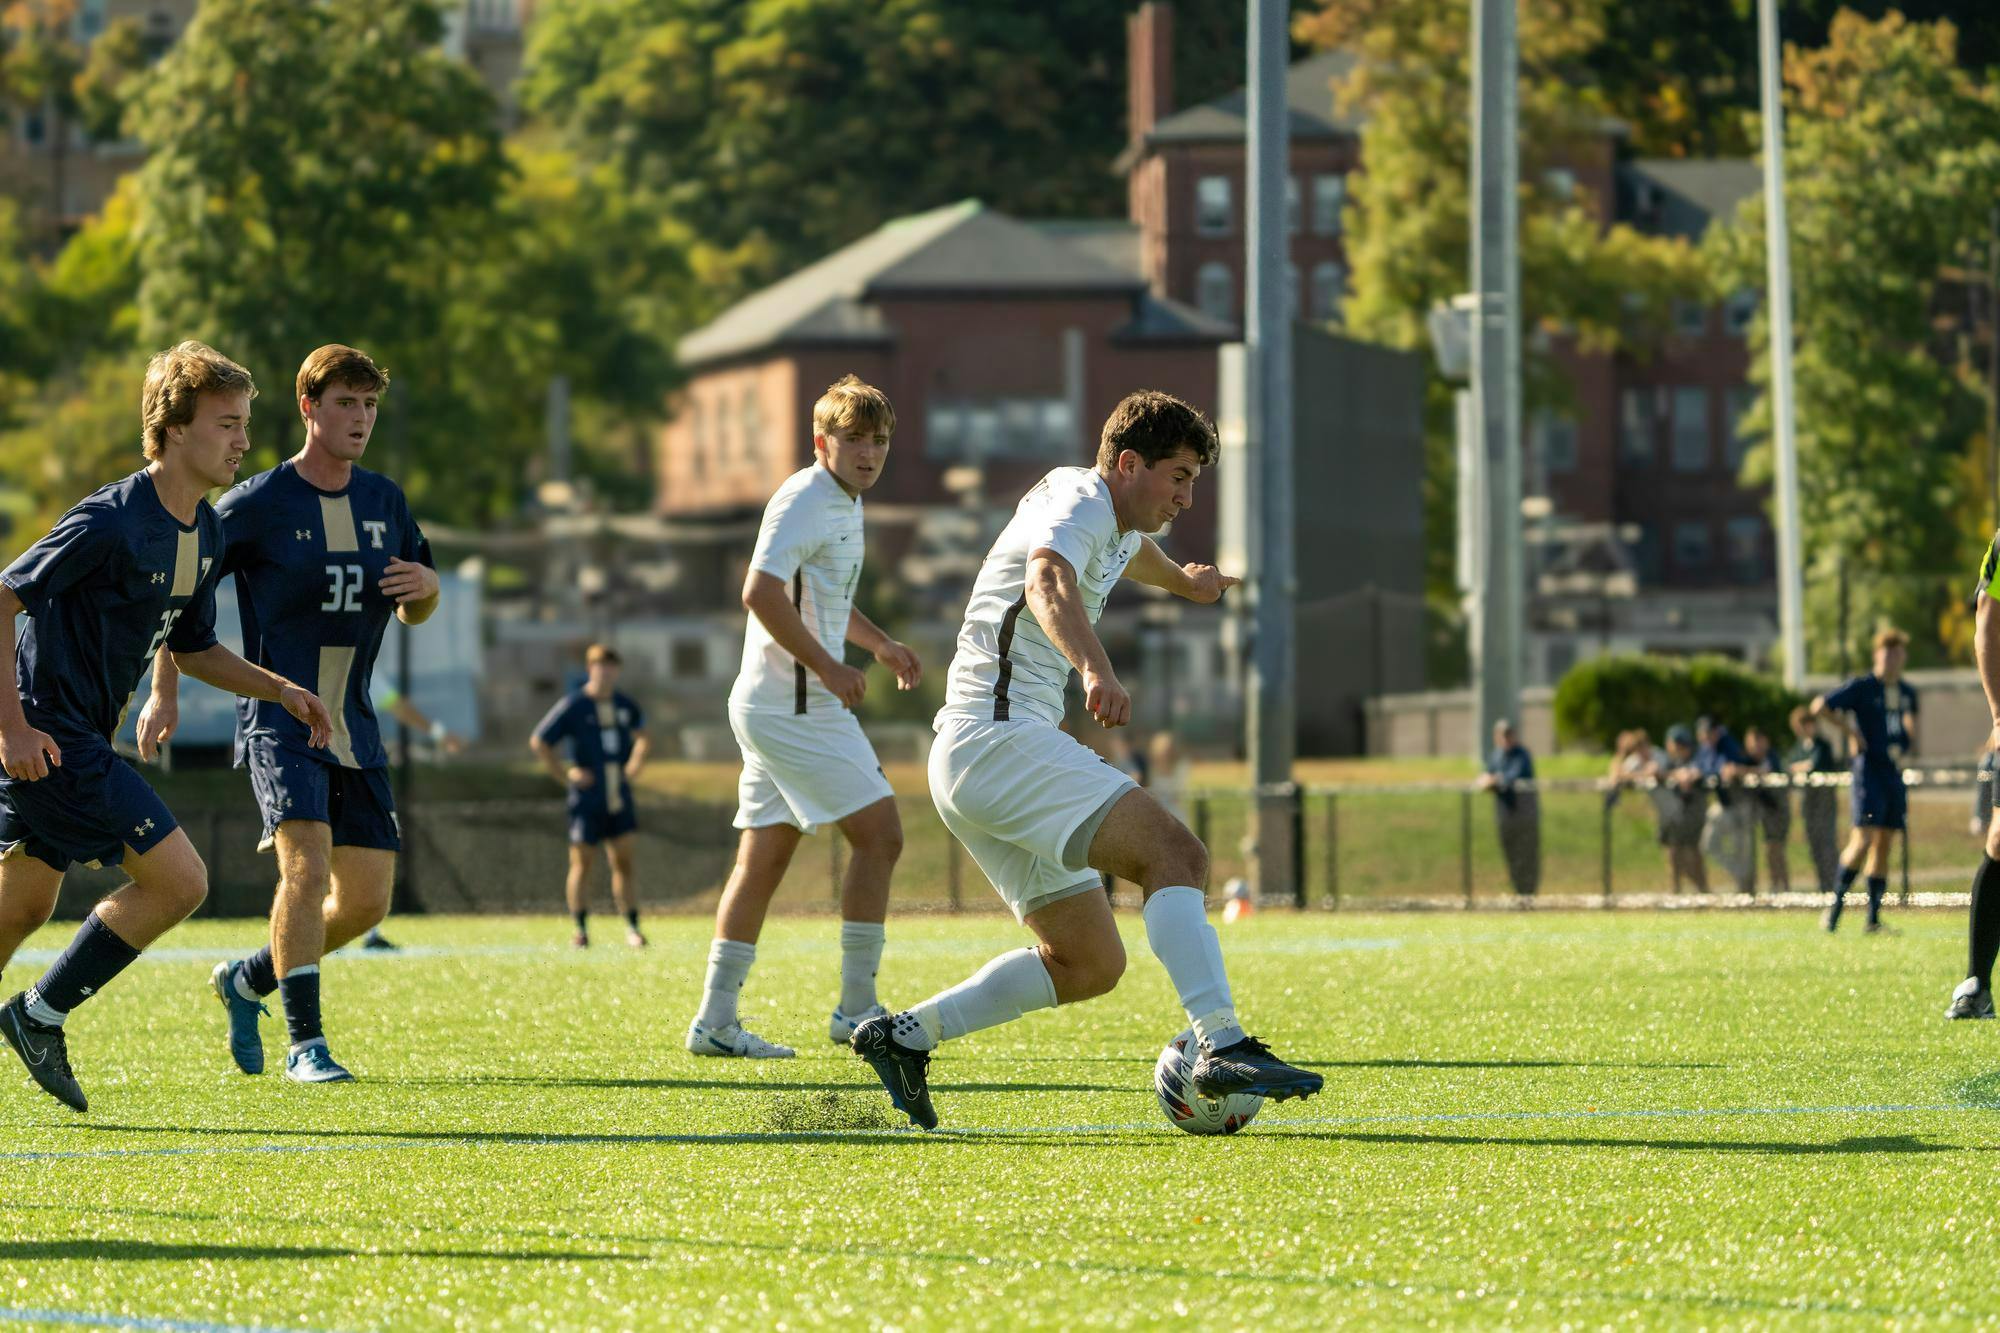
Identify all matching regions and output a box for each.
[706,1036,733,1053]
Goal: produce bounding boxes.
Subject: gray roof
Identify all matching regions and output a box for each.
[1143,50,1364,147]
[678,201,1147,368]
[1621,158,1760,237]
[1027,219,1143,278]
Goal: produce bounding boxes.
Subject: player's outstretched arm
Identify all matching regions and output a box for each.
[1025,550,1128,728]
[136,645,181,762]
[169,645,333,750]
[1124,536,1239,604]
[743,570,865,709]
[845,607,920,691]
[383,558,440,626]
[0,586,60,781]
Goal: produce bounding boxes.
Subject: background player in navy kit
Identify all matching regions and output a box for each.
[142,345,438,1084]
[0,341,333,1112]
[529,644,650,948]
[1811,628,1917,934]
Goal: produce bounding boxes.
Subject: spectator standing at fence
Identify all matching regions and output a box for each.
[1476,720,1539,897]
[1695,716,1756,894]
[1739,726,1791,895]
[1661,725,1711,894]
[1786,705,1842,895]
[1813,628,1917,933]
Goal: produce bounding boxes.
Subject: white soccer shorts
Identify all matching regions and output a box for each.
[929,715,1138,921]
[728,702,894,834]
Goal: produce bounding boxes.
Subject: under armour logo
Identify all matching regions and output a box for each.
[296,529,312,541]
[362,520,388,549]
[133,818,155,836]
[149,572,167,585]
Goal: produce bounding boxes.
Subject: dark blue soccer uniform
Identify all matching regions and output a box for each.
[0,471,223,870]
[217,461,432,851]
[532,691,644,845]
[1821,674,1918,831]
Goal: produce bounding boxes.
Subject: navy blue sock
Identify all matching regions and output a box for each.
[25,914,141,1026]
[625,909,640,930]
[242,945,278,998]
[573,911,588,937]
[279,966,323,1048]
[1866,876,1887,926]
[1827,864,1860,926]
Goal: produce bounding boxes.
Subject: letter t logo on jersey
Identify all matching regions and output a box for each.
[362,521,388,550]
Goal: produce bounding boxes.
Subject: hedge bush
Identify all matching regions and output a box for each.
[1552,654,1806,752]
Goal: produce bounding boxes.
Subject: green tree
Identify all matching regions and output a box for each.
[1708,12,2000,670]
[1294,0,1705,628]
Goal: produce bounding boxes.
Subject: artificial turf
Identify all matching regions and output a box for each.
[0,907,1995,1329]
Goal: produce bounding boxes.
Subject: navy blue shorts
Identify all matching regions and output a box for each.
[568,802,637,847]
[0,742,177,872]
[1851,764,1907,832]
[244,737,400,852]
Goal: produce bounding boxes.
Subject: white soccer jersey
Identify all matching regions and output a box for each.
[940,467,1141,729]
[732,464,864,714]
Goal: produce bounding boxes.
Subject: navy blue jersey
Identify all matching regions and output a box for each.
[532,690,645,811]
[217,461,432,771]
[1821,675,1918,769]
[0,470,222,749]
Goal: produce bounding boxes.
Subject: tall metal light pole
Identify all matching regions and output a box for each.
[1470,0,1522,752]
[1245,0,1297,899]
[1757,0,1807,687]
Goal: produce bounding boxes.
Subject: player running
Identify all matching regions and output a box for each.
[143,344,439,1084]
[850,390,1322,1129]
[1950,541,2000,1018]
[1811,628,1917,934]
[0,341,334,1112]
[530,644,650,949]
[685,375,920,1060]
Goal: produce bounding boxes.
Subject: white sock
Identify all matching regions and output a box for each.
[23,987,66,1028]
[900,948,1057,1051]
[838,920,885,1014]
[695,939,756,1030]
[1142,886,1246,1050]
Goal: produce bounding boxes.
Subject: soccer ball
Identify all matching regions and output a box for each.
[1153,1027,1263,1135]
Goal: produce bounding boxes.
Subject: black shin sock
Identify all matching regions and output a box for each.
[1970,856,2000,990]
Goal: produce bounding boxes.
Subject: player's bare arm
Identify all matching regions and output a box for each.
[383,558,440,625]
[742,570,865,709]
[624,730,651,781]
[1809,694,1865,754]
[0,584,61,780]
[1025,549,1128,728]
[168,644,334,750]
[136,644,180,762]
[528,734,591,789]
[1122,536,1238,604]
[845,607,920,691]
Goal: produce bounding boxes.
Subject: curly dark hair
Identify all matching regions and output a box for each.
[1095,390,1219,470]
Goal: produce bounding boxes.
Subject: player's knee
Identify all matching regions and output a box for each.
[1148,824,1208,890]
[854,820,903,865]
[1066,942,1127,1002]
[159,864,208,919]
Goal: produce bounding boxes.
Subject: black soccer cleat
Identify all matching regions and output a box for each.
[0,993,87,1113]
[1191,1035,1323,1104]
[1946,979,1996,1021]
[850,1014,938,1131]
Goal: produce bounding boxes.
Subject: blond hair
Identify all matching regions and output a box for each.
[297,344,389,402]
[812,374,895,438]
[585,643,622,666]
[141,341,256,460]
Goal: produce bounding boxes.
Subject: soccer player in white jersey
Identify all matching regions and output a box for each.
[685,375,922,1059]
[851,390,1323,1128]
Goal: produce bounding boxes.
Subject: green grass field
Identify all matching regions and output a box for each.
[2,908,1996,1329]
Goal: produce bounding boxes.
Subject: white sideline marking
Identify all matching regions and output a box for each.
[0,1099,1981,1166]
[0,1308,323,1333]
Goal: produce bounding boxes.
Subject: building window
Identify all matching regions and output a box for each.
[711,393,731,463]
[1632,525,1661,583]
[670,638,707,680]
[1196,262,1233,322]
[926,398,1081,461]
[1673,300,1708,338]
[1312,174,1345,236]
[1195,176,1232,237]
[1726,385,1756,471]
[927,400,965,461]
[1673,521,1711,571]
[1726,516,1763,581]
[1539,411,1578,473]
[1671,386,1709,472]
[1619,388,1654,464]
[1543,167,1577,200]
[1310,262,1345,322]
[1725,289,1758,337]
[740,388,762,463]
[1285,177,1300,235]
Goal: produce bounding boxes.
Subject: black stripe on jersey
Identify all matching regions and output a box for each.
[792,571,809,714]
[993,594,1028,721]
